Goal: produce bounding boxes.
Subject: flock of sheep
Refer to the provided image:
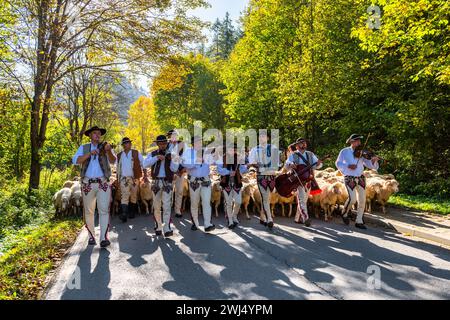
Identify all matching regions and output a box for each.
[53,166,399,222]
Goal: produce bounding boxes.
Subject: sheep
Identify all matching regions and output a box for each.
[111,178,122,216]
[211,180,222,218]
[320,182,343,221]
[240,183,253,220]
[250,184,263,218]
[375,179,399,214]
[365,177,385,213]
[139,177,153,215]
[70,181,83,216]
[278,194,296,218]
[269,190,279,218]
[53,188,72,217]
[63,180,74,188]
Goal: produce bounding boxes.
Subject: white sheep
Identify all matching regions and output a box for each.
[53,187,72,216]
[70,181,83,216]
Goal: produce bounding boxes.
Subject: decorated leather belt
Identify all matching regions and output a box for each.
[88,178,103,184]
[188,176,211,191]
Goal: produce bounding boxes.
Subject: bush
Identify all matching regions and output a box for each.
[0,168,74,239]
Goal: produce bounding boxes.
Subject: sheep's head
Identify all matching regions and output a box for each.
[332,184,342,195]
[384,180,399,194]
[61,196,70,210]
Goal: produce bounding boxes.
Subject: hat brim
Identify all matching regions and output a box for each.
[346,136,363,144]
[84,128,106,137]
[153,139,169,143]
[121,140,132,145]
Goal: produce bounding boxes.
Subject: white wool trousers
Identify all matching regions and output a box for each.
[222,188,242,226]
[295,184,311,223]
[81,178,111,242]
[152,179,173,233]
[189,178,213,229]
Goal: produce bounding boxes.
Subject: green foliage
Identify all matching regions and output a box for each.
[0,168,73,239]
[0,218,83,300]
[152,53,226,131]
[221,0,450,198]
[388,194,450,215]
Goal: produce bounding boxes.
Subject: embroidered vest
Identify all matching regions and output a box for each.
[80,143,111,179]
[117,149,142,179]
[150,149,174,181]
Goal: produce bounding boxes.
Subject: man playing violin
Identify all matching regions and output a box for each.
[335,134,380,229]
[285,138,323,226]
[72,126,116,248]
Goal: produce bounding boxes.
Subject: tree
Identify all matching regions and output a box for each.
[208,12,241,60]
[0,0,207,190]
[125,96,160,155]
[152,54,226,132]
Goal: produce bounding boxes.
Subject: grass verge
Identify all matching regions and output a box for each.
[0,217,82,300]
[388,194,450,215]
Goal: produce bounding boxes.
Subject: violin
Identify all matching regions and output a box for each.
[353,146,386,163]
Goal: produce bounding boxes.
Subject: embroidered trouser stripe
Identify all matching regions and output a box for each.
[295,185,310,223]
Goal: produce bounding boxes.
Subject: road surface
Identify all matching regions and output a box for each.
[43,213,450,300]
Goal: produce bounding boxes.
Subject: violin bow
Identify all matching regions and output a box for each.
[356,133,372,167]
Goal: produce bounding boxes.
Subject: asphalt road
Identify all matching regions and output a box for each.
[43,212,450,300]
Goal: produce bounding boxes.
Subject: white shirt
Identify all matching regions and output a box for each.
[285,150,323,170]
[143,150,179,178]
[117,150,144,178]
[181,147,215,178]
[248,144,280,175]
[72,143,115,179]
[335,146,379,177]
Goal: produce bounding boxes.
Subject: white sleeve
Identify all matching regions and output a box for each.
[217,164,230,175]
[72,145,84,166]
[363,158,379,171]
[335,149,346,172]
[143,154,157,168]
[311,152,323,170]
[170,159,179,173]
[285,153,295,168]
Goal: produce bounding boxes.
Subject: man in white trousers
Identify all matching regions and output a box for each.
[181,136,216,232]
[335,134,379,229]
[72,126,116,248]
[248,132,279,229]
[143,135,179,237]
[217,143,248,229]
[167,129,187,218]
[285,138,323,226]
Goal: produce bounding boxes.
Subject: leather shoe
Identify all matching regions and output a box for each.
[100,240,110,248]
[205,225,216,232]
[355,223,367,230]
[164,231,174,237]
[260,220,268,226]
[175,213,183,218]
[88,238,96,246]
[155,230,162,236]
[342,215,350,225]
[191,224,198,231]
